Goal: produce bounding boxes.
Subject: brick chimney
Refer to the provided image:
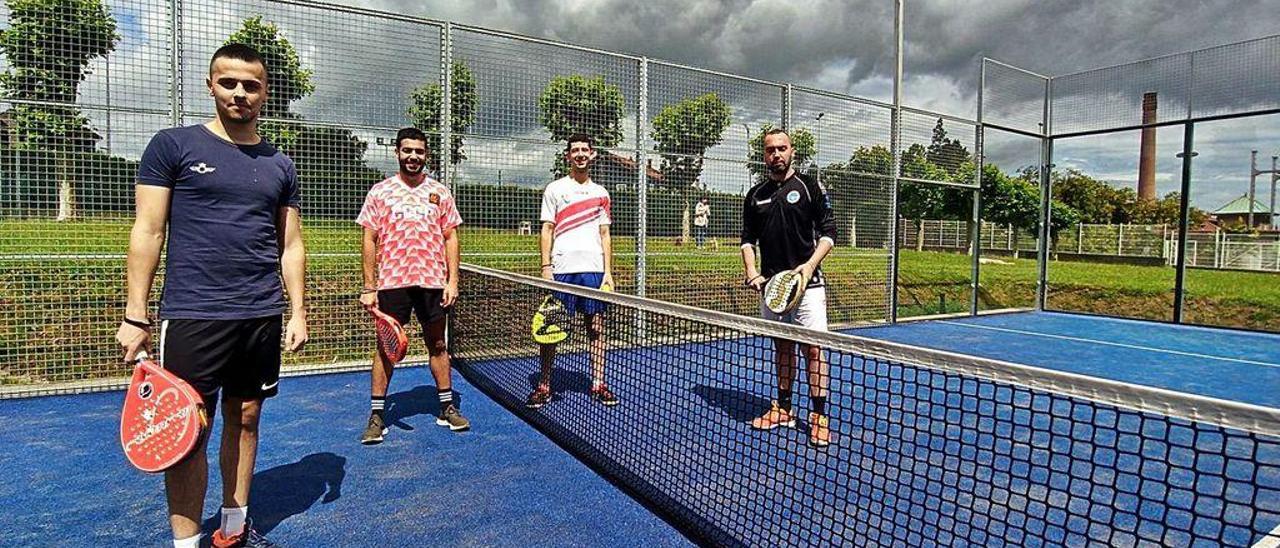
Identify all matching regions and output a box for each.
[1138,92,1157,201]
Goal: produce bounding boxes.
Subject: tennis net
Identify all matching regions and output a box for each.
[450,264,1280,547]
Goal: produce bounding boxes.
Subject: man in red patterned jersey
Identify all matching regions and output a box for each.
[525,134,619,409]
[356,127,468,444]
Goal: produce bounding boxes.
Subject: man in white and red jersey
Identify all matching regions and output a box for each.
[356,127,468,444]
[526,133,619,409]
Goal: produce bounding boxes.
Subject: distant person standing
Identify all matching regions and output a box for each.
[693,196,711,249]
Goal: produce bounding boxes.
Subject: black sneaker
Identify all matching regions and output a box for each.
[591,385,619,406]
[526,386,552,409]
[360,413,386,445]
[211,519,278,548]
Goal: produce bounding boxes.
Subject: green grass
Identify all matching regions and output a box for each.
[2,218,1277,385]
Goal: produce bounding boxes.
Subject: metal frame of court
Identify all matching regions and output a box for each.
[978,35,1280,329]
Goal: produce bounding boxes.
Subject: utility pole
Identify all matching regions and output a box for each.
[1250,150,1280,228]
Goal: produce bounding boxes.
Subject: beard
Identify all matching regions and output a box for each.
[767,158,791,175]
[399,159,424,175]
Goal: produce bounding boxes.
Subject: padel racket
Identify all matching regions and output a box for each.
[763,270,806,315]
[531,295,570,345]
[120,351,207,473]
[370,307,409,363]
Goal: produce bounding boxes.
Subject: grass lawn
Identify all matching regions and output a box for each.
[2,218,1276,385]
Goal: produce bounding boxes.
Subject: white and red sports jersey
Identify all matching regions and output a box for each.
[356,175,463,290]
[540,176,611,274]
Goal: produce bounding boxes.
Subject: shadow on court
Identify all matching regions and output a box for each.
[200,452,347,535]
[691,385,769,424]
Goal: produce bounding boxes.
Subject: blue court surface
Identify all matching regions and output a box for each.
[448,310,1280,546]
[0,367,690,547]
[847,311,1280,408]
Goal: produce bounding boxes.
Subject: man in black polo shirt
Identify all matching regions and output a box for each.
[115,44,306,548]
[741,128,837,448]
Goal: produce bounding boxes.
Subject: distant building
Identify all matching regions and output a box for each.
[1212,194,1273,229]
[592,151,663,189]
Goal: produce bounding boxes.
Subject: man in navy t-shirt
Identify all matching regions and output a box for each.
[115,43,307,548]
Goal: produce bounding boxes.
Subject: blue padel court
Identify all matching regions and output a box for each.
[3,309,1278,546]
[0,367,690,547]
[847,311,1280,409]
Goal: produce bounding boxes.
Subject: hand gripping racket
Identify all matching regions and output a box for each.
[370,307,409,363]
[763,270,806,315]
[120,351,207,473]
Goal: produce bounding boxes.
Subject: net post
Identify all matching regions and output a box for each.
[1173,122,1196,323]
[440,22,453,185]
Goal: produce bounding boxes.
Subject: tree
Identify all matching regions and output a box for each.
[407,61,477,177]
[224,17,380,217]
[225,16,313,120]
[746,123,815,182]
[0,0,119,219]
[538,75,625,176]
[925,118,970,175]
[649,92,732,242]
[650,92,731,190]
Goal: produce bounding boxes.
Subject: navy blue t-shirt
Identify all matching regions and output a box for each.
[137,124,301,320]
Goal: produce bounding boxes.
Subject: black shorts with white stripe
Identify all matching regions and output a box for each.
[158,315,283,415]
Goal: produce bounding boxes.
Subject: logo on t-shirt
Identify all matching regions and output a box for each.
[786,190,801,204]
[189,162,216,174]
[429,193,440,205]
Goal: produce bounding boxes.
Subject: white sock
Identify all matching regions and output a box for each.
[221,505,248,536]
[173,534,201,548]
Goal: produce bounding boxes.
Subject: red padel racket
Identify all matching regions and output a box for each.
[370,307,409,363]
[120,351,207,473]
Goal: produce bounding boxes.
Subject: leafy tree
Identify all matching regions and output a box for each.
[925,118,970,175]
[650,92,731,191]
[407,61,477,177]
[746,123,815,182]
[223,18,379,217]
[538,75,625,176]
[225,16,312,120]
[0,0,119,219]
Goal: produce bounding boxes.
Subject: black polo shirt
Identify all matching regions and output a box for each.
[741,173,837,288]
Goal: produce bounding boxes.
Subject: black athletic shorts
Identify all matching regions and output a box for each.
[158,315,283,414]
[378,286,448,343]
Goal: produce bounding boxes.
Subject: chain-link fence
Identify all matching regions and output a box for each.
[1,0,983,391]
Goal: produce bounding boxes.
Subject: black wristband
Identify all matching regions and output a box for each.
[360,288,378,294]
[541,264,553,268]
[123,317,151,330]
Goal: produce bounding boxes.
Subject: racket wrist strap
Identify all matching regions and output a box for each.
[123,316,151,330]
[361,287,377,294]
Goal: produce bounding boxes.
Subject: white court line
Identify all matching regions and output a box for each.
[1254,524,1280,548]
[937,320,1280,370]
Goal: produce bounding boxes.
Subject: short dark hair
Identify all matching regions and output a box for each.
[763,127,790,140]
[396,127,428,149]
[565,133,594,151]
[210,43,266,75]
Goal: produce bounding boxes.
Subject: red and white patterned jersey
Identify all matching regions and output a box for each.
[356,175,462,290]
[540,176,611,274]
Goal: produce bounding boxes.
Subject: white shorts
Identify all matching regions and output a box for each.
[760,286,828,331]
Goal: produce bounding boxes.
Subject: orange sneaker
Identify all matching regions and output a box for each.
[750,401,796,430]
[809,412,831,447]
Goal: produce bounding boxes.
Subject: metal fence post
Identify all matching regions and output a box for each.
[440,22,453,185]
[888,0,904,323]
[170,0,183,127]
[636,58,648,300]
[1173,122,1196,323]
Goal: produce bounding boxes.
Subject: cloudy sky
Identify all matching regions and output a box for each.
[6,0,1275,214]
[342,0,1279,213]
